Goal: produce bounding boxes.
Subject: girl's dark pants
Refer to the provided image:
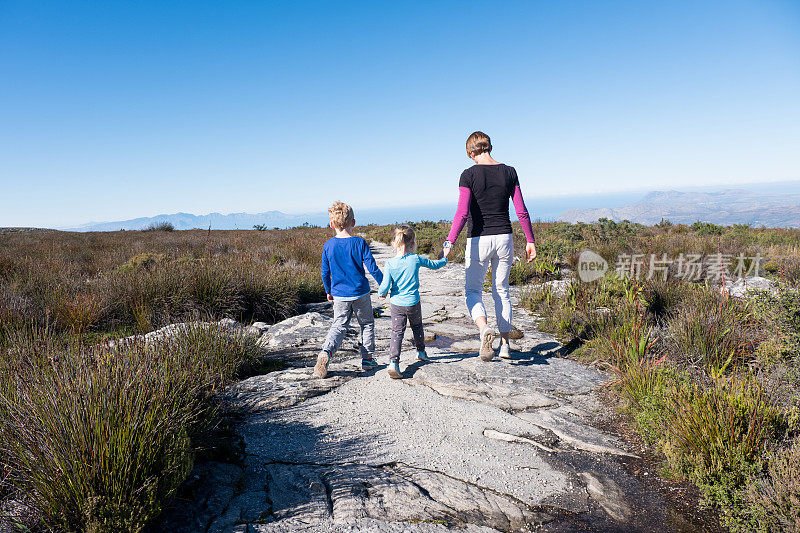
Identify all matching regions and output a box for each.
[389,302,425,363]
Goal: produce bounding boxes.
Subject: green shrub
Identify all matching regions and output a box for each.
[691,221,724,235]
[753,289,800,360]
[118,253,167,273]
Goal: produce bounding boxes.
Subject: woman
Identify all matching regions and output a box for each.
[442,131,536,361]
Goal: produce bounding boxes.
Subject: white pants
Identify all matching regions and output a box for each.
[464,233,513,333]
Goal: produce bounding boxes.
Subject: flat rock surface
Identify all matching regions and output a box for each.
[158,243,705,533]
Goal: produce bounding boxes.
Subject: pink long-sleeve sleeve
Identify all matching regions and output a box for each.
[446,186,471,243]
[512,185,535,243]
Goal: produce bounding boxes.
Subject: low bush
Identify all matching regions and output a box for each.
[143,221,175,232]
[742,438,800,532]
[118,252,167,273]
[516,220,800,531]
[691,221,724,236]
[664,377,784,525]
[753,288,800,360]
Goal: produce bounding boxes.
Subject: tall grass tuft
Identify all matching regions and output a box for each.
[640,279,684,325]
[668,288,759,375]
[664,376,785,522]
[0,323,260,532]
[668,378,781,473]
[55,292,105,334]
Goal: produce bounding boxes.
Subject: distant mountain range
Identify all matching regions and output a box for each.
[557,188,800,227]
[67,211,332,231]
[60,182,800,231]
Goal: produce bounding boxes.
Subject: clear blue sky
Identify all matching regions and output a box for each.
[1,1,799,227]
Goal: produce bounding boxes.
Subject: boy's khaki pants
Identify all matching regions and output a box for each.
[321,294,375,358]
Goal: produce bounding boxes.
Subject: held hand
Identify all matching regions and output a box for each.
[526,243,537,263]
[442,246,451,259]
[327,294,334,302]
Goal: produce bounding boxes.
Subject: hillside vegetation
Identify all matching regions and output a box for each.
[517,220,800,532]
[0,227,327,531]
[1,221,799,531]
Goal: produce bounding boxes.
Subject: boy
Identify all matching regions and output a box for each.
[315,201,384,378]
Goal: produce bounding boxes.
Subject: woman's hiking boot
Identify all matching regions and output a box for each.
[479,327,496,361]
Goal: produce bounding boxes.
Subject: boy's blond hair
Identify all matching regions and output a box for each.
[328,201,355,230]
[393,225,416,253]
[466,131,492,157]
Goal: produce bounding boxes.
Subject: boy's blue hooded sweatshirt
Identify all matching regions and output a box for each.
[321,236,383,298]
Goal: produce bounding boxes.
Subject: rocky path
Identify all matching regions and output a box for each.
[158,243,703,533]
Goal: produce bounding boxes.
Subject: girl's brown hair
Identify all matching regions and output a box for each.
[466,131,492,157]
[393,225,416,253]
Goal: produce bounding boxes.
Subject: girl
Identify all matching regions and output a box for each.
[378,225,447,379]
[442,131,536,361]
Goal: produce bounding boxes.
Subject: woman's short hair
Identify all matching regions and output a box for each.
[466,131,492,157]
[328,201,355,230]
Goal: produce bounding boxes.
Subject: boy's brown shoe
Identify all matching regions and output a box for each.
[313,350,330,378]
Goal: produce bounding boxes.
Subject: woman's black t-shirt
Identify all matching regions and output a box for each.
[459,163,520,238]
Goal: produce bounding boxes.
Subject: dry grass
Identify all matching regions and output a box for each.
[0,228,331,336]
[0,227,334,530]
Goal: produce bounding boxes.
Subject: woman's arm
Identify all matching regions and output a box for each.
[512,185,535,244]
[446,187,471,244]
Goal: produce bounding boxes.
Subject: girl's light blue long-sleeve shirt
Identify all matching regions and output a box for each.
[378,253,447,306]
